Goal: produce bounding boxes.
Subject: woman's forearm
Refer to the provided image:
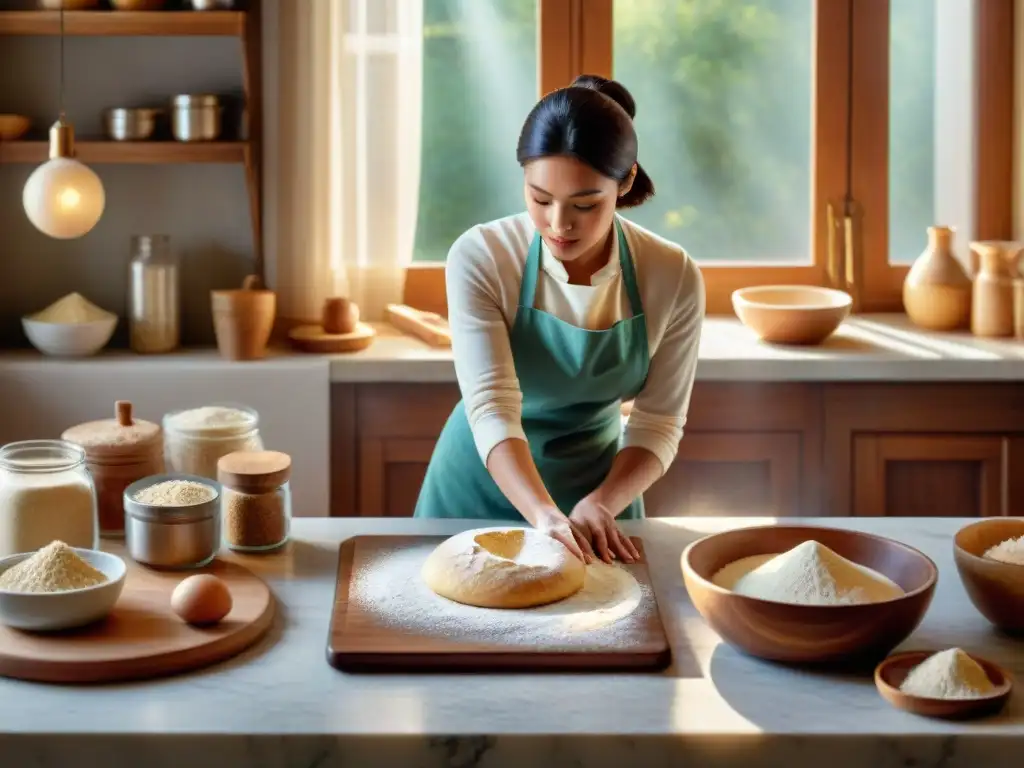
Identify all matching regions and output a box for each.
[589,447,664,516]
[486,437,561,524]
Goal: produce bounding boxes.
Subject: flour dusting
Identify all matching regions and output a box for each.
[350,544,650,648]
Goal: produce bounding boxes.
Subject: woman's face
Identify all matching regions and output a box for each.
[523,156,632,264]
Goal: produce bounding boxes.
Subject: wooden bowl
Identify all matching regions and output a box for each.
[0,115,30,141]
[681,525,937,664]
[732,285,852,345]
[953,518,1024,633]
[875,650,1012,719]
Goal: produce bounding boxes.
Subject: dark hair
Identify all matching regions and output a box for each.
[516,74,654,208]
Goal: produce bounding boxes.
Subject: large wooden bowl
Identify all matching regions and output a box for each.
[732,285,852,344]
[953,518,1024,634]
[681,525,937,664]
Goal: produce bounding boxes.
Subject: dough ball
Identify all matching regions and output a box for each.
[421,527,585,609]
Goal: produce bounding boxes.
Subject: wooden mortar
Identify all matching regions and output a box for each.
[211,274,277,361]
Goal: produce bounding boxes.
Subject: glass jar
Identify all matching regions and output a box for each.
[128,234,180,354]
[163,403,263,481]
[62,400,164,539]
[0,440,99,557]
[217,450,291,552]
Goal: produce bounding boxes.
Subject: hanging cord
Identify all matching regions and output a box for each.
[58,1,66,121]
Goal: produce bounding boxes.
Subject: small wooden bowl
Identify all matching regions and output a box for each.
[954,518,1024,634]
[875,650,1012,719]
[732,285,852,345]
[681,525,937,664]
[0,115,30,141]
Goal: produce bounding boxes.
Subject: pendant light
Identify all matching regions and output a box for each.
[22,2,105,240]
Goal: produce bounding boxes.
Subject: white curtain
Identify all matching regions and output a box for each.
[264,0,424,324]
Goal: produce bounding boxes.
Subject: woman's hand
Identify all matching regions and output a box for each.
[568,496,640,564]
[532,505,595,564]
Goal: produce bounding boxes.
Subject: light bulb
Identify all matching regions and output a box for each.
[22,156,105,240]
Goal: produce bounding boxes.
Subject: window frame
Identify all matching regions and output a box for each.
[402,0,1015,318]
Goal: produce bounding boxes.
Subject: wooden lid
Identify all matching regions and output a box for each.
[217,450,291,493]
[61,400,162,460]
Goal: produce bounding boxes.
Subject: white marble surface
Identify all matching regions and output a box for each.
[324,313,1024,382]
[2,516,1024,767]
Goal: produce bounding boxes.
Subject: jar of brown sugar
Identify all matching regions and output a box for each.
[62,400,164,539]
[217,450,291,552]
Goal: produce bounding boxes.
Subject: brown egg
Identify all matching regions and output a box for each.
[171,574,233,626]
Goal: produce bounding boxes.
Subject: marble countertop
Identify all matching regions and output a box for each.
[1,314,1022,384]
[3,516,1024,768]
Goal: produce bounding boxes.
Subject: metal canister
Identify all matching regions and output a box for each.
[123,474,221,569]
[128,234,180,354]
[170,94,222,142]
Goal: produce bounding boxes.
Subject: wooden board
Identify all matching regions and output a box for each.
[327,534,671,673]
[288,322,376,353]
[0,555,275,684]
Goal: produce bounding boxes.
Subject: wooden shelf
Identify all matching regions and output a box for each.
[0,141,249,164]
[0,10,245,37]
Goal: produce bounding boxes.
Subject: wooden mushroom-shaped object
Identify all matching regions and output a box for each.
[323,297,360,335]
[210,274,277,361]
[287,296,375,354]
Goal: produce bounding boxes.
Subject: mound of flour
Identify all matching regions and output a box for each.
[349,543,650,648]
[711,540,904,605]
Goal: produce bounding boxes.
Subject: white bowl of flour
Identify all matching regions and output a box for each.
[22,292,117,357]
[0,543,126,631]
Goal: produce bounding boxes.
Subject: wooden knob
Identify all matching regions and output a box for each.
[116,400,133,427]
[323,297,359,335]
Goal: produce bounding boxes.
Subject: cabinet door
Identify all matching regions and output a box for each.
[643,432,802,517]
[359,438,436,517]
[852,434,1007,517]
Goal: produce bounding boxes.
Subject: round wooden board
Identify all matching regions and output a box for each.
[0,555,275,684]
[288,322,376,353]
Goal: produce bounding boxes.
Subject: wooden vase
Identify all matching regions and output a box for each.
[902,226,972,331]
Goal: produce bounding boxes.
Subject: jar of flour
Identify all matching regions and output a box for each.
[163,404,264,481]
[0,439,99,557]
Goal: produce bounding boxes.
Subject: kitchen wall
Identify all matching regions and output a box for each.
[0,18,256,349]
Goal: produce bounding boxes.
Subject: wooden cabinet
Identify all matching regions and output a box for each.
[643,432,801,517]
[330,380,1024,518]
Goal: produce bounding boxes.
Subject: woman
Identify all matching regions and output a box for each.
[414,75,705,566]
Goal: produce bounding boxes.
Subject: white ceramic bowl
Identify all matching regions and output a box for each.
[21,315,117,357]
[0,548,127,631]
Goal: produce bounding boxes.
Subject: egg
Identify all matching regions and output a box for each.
[171,574,233,626]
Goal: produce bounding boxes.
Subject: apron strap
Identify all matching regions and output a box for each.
[519,219,644,317]
[615,218,644,318]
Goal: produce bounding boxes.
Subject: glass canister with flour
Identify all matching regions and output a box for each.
[0,440,99,557]
[62,400,164,539]
[163,403,263,480]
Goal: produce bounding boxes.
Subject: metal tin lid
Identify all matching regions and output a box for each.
[124,474,220,523]
[62,401,162,460]
[217,450,291,494]
[171,94,220,109]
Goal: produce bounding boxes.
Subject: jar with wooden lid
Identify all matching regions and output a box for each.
[62,400,164,539]
[217,450,291,552]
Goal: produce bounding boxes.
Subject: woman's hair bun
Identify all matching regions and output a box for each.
[570,74,636,120]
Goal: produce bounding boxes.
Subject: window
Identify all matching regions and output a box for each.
[413,0,537,262]
[402,0,1015,317]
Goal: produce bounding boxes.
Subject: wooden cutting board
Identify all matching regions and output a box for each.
[327,534,671,673]
[0,554,275,684]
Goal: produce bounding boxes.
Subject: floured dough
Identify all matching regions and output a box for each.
[421,527,586,609]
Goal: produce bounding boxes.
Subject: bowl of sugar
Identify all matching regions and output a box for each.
[681,524,937,664]
[954,518,1024,634]
[22,292,117,357]
[0,540,126,631]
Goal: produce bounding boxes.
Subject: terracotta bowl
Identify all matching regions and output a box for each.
[0,115,31,142]
[732,285,852,345]
[875,649,1012,719]
[681,525,937,664]
[953,518,1024,634]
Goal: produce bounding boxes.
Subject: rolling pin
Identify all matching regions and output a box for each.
[385,304,452,347]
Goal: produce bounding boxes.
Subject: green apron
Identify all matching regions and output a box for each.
[414,219,650,520]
